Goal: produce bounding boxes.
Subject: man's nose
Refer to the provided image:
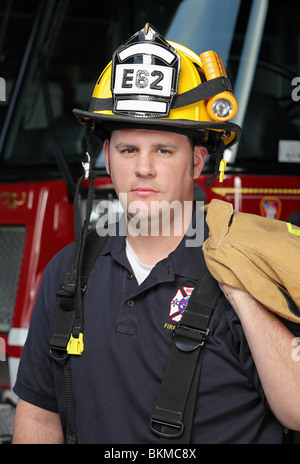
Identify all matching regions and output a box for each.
[134,152,155,177]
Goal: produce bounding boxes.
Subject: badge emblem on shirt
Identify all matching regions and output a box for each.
[169,287,194,322]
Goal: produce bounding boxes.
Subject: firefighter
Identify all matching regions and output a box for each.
[13,25,300,444]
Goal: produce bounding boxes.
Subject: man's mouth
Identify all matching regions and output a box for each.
[131,187,159,196]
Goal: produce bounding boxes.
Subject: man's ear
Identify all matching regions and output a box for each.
[103,139,110,175]
[193,146,208,179]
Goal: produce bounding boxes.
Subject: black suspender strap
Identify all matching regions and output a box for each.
[50,157,109,443]
[50,170,94,353]
[63,356,77,444]
[150,267,222,444]
[50,228,108,444]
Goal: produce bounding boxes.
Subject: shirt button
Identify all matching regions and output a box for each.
[127,299,134,307]
[127,273,134,280]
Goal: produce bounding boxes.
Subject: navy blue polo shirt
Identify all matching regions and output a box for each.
[14,218,299,444]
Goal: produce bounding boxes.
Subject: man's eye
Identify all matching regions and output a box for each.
[121,148,136,154]
[158,149,171,155]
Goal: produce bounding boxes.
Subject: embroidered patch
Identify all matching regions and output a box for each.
[169,287,194,322]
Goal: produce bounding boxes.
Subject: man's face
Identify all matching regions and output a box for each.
[103,129,207,232]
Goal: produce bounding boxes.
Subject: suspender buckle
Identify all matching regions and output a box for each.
[67,332,84,355]
[150,416,184,439]
[173,323,209,352]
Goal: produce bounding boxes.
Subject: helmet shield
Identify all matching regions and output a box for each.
[111,25,180,118]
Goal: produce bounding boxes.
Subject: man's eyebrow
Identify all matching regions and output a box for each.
[114,142,179,150]
[153,143,179,149]
[115,143,138,150]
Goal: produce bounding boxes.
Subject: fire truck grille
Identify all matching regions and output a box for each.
[0,226,26,332]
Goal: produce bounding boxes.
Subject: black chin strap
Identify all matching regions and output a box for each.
[204,138,225,188]
[70,122,97,337]
[71,163,95,337]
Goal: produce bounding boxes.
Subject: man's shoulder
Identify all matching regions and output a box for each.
[44,230,118,283]
[47,240,75,269]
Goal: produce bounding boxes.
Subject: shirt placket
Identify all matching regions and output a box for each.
[111,246,175,336]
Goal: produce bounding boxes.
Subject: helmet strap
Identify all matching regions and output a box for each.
[204,139,225,188]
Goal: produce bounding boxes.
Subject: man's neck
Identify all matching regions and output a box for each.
[125,204,193,265]
[126,232,185,266]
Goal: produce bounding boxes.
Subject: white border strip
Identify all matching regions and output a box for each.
[119,43,175,64]
[8,328,29,347]
[116,99,167,113]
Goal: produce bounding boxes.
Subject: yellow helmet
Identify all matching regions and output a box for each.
[73,24,241,184]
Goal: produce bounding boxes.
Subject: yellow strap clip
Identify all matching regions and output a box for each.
[219,159,227,183]
[67,333,84,355]
[287,223,300,237]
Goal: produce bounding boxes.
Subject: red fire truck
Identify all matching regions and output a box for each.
[0,0,299,440]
